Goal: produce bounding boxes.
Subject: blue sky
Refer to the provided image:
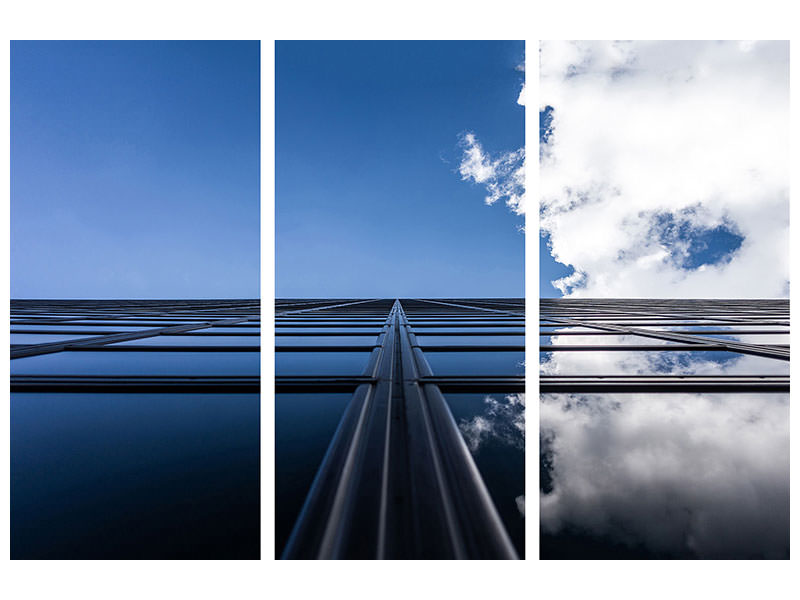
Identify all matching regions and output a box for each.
[11,41,260,299]
[276,41,524,298]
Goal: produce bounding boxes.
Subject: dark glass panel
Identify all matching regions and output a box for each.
[275,392,352,556]
[446,392,525,557]
[11,351,260,376]
[424,351,525,376]
[275,352,371,376]
[10,393,259,559]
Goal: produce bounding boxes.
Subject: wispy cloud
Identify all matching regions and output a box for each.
[540,41,789,297]
[458,134,526,216]
[456,57,526,218]
[516,60,526,107]
[458,393,525,453]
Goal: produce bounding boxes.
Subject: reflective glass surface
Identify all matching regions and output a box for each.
[446,392,525,557]
[11,393,259,559]
[417,335,523,346]
[56,320,199,326]
[275,393,352,555]
[12,325,153,332]
[425,351,525,375]
[277,335,378,347]
[417,327,524,334]
[277,327,382,334]
[275,352,371,376]
[11,333,98,345]
[540,350,789,375]
[540,392,789,559]
[204,326,261,333]
[111,335,260,346]
[12,351,260,376]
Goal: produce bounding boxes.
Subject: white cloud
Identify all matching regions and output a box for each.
[456,57,526,217]
[540,391,789,558]
[515,495,525,518]
[458,393,525,453]
[516,60,526,106]
[540,332,790,378]
[458,133,526,216]
[540,41,789,297]
[540,336,789,558]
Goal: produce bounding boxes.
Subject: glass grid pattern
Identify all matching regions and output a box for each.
[10,299,260,559]
[275,298,525,560]
[540,298,790,560]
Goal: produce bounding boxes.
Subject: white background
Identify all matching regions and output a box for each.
[1,1,798,598]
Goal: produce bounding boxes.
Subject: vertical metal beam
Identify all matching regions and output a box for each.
[281,300,517,559]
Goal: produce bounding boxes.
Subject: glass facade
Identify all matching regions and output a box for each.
[10,299,260,559]
[540,298,789,559]
[276,298,525,559]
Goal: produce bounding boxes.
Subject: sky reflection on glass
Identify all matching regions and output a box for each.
[11,392,259,559]
[447,392,525,557]
[275,352,371,376]
[540,391,789,559]
[11,351,260,376]
[275,393,352,556]
[426,351,525,376]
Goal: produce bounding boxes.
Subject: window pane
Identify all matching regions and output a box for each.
[446,392,525,558]
[275,352,371,376]
[11,351,260,376]
[12,325,154,332]
[417,335,523,346]
[540,392,789,559]
[275,392,352,556]
[539,350,789,375]
[424,351,525,376]
[110,335,260,347]
[11,333,99,345]
[11,392,259,559]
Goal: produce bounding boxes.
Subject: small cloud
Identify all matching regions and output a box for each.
[515,495,525,517]
[458,393,525,453]
[517,83,526,107]
[516,58,526,106]
[458,133,526,215]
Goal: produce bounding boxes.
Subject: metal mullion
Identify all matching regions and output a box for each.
[397,301,518,559]
[274,331,382,336]
[276,299,380,316]
[275,376,376,393]
[419,375,525,393]
[69,345,259,352]
[414,331,524,336]
[539,329,789,336]
[10,374,259,393]
[10,316,251,359]
[421,345,526,352]
[541,374,790,393]
[281,299,519,559]
[275,323,381,328]
[409,323,524,329]
[540,343,733,352]
[274,345,379,352]
[412,298,524,317]
[545,316,789,361]
[282,300,398,559]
